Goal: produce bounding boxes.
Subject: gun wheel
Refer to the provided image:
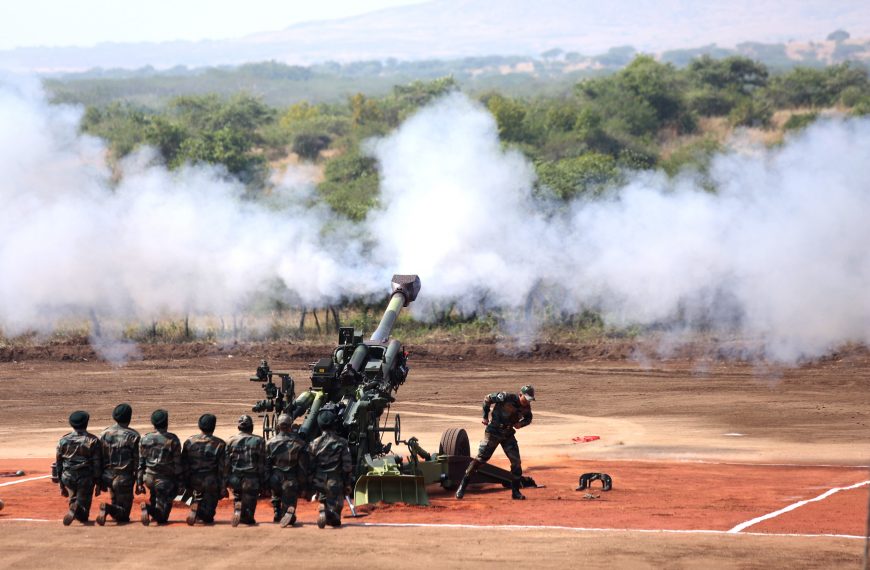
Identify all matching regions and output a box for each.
[439,427,471,490]
[439,427,470,457]
[262,413,275,440]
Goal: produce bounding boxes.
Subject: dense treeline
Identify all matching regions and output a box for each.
[79,55,870,219]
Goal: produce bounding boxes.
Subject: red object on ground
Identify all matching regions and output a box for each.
[572,435,600,443]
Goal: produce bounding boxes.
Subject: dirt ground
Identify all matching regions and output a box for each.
[1,342,869,568]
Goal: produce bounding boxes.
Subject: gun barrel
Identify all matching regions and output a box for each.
[369,274,421,343]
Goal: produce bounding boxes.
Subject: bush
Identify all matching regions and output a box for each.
[783,112,819,131]
[852,97,870,116]
[292,132,331,160]
[729,96,773,128]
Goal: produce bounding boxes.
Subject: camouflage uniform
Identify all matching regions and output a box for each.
[56,421,102,523]
[138,425,183,524]
[225,418,266,525]
[307,429,353,526]
[475,391,533,472]
[99,423,140,522]
[182,432,226,524]
[456,386,535,500]
[266,424,307,525]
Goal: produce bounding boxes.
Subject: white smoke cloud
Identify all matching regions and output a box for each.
[368,93,870,361]
[1,81,868,363]
[0,77,386,343]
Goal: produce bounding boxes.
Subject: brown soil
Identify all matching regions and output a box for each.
[1,345,869,568]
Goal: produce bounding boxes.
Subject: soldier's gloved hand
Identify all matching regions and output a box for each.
[344,486,353,497]
[59,485,69,497]
[481,418,489,426]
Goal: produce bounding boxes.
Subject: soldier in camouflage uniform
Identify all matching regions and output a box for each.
[181,413,227,525]
[96,403,139,525]
[56,410,102,525]
[137,409,183,525]
[307,408,353,528]
[455,385,535,501]
[266,413,308,528]
[225,414,266,526]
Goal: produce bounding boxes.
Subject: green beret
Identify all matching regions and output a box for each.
[198,413,217,433]
[150,409,168,428]
[112,403,132,424]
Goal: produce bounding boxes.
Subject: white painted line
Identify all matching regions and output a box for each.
[348,522,867,540]
[0,517,863,540]
[728,480,870,533]
[0,474,51,488]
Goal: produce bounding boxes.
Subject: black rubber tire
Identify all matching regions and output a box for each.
[439,427,471,457]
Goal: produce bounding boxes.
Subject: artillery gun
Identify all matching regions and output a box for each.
[245,274,536,505]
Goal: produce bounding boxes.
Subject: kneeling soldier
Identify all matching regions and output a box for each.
[138,409,183,525]
[56,410,102,525]
[181,413,226,525]
[456,385,535,501]
[226,414,266,526]
[96,403,139,525]
[266,413,308,527]
[307,409,353,528]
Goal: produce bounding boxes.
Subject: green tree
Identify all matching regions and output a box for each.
[317,150,380,221]
[535,153,618,199]
[483,93,529,143]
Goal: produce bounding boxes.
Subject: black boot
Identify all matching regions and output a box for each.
[273,504,282,524]
[455,474,470,499]
[511,479,525,500]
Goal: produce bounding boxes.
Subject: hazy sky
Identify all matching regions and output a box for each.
[1,0,428,50]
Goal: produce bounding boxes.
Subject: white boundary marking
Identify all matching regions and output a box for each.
[0,518,864,540]
[350,522,865,539]
[728,480,870,533]
[0,474,50,488]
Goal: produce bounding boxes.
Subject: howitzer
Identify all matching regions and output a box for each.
[292,274,421,473]
[245,274,533,505]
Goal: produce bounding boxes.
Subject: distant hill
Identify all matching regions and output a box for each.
[3,0,870,73]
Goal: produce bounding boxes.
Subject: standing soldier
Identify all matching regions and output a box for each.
[56,410,102,525]
[96,403,139,525]
[225,414,266,526]
[266,413,307,528]
[137,409,183,525]
[181,413,226,525]
[307,408,353,528]
[455,385,535,501]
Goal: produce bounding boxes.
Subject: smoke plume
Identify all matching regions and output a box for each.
[1,80,868,363]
